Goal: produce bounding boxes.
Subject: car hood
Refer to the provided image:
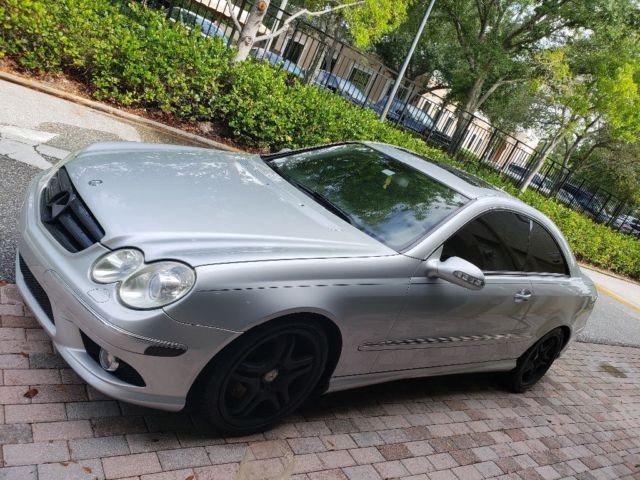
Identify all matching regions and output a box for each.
[64,142,395,266]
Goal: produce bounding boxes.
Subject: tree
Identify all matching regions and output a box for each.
[229,0,411,63]
[375,0,635,152]
[572,141,640,203]
[519,29,640,191]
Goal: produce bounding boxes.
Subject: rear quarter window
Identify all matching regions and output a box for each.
[525,221,569,275]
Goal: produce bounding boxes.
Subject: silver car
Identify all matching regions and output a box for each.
[17,142,597,435]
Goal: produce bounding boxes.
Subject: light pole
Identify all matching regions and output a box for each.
[379,0,437,121]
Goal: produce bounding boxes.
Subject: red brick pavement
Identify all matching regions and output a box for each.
[1,284,639,480]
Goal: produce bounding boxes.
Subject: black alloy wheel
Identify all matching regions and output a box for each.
[507,328,564,393]
[201,321,328,435]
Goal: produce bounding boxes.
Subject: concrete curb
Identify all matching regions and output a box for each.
[0,70,242,152]
[579,262,640,287]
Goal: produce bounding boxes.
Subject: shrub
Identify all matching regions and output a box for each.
[1,0,231,118]
[2,0,639,278]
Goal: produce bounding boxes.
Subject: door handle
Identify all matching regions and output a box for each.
[514,289,532,303]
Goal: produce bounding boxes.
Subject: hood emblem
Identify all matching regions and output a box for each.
[88,179,103,186]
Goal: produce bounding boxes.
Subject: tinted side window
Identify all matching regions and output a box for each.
[442,211,531,272]
[525,221,568,274]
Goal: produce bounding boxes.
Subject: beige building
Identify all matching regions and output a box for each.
[187,0,539,164]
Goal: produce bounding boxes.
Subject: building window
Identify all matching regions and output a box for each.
[349,67,372,92]
[283,39,304,64]
[443,117,454,135]
[466,133,477,149]
[474,136,484,153]
[386,83,410,101]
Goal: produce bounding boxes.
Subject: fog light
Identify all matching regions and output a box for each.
[99,348,120,372]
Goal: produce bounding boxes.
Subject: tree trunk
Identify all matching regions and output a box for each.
[561,135,584,168]
[304,20,339,85]
[447,76,485,156]
[322,20,340,71]
[305,42,327,84]
[519,134,563,192]
[234,0,271,62]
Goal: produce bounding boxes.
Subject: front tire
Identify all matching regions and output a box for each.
[200,320,328,436]
[506,328,564,393]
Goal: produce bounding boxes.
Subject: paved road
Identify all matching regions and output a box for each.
[1,78,639,349]
[1,288,639,479]
[578,267,640,348]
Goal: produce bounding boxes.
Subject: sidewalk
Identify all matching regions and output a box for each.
[581,266,640,313]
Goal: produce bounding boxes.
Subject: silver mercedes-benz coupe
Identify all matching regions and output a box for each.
[17,141,597,434]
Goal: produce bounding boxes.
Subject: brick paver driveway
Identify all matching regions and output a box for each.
[1,285,639,480]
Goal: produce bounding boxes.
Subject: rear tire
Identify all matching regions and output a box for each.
[506,328,564,393]
[200,320,328,436]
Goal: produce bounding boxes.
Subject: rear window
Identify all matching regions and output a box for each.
[268,144,469,251]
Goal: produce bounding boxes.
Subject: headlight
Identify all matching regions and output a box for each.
[118,262,195,309]
[92,249,144,284]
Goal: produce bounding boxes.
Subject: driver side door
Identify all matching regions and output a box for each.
[370,210,535,372]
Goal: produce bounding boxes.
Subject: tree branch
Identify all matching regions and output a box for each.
[224,0,242,31]
[502,0,571,49]
[476,78,522,108]
[254,1,364,42]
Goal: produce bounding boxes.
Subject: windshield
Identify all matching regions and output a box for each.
[335,79,366,101]
[173,9,226,41]
[405,104,431,124]
[254,50,304,76]
[268,144,469,251]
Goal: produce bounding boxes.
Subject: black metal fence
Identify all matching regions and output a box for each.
[137,0,640,238]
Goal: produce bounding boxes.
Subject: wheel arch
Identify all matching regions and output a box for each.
[186,311,343,406]
[558,324,571,350]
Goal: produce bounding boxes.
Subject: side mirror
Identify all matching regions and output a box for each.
[425,256,485,290]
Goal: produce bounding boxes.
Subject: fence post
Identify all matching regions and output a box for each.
[478,128,499,165]
[584,187,600,219]
[165,0,175,18]
[476,128,495,165]
[362,65,384,107]
[596,193,613,222]
[395,83,416,126]
[448,113,473,159]
[568,178,587,211]
[499,140,520,175]
[609,199,628,229]
[431,100,448,134]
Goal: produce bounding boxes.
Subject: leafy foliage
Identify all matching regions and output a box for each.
[289,0,412,49]
[1,0,639,278]
[376,0,637,132]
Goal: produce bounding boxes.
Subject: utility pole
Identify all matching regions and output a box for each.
[379,0,436,121]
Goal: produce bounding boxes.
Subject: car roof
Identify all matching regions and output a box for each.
[363,142,514,200]
[262,141,517,201]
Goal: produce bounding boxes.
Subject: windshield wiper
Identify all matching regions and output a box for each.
[265,161,356,225]
[288,179,355,225]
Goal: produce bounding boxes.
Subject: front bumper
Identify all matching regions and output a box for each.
[17,170,239,411]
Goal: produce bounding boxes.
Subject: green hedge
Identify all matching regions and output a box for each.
[2,0,639,278]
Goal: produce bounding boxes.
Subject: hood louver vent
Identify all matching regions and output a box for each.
[40,167,105,252]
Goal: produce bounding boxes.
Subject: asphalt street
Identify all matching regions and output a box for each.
[0,78,639,349]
